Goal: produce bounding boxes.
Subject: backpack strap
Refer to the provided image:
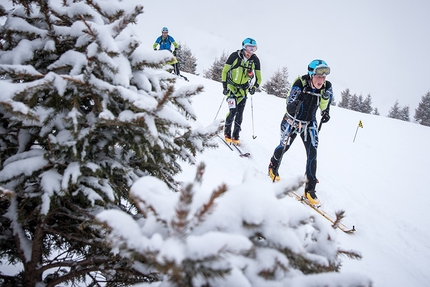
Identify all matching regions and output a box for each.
[300,74,326,94]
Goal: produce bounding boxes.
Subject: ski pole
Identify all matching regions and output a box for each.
[250,94,257,139]
[214,96,225,121]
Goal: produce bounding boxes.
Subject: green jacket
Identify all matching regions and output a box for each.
[221,50,262,100]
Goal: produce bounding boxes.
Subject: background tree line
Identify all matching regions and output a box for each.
[200,52,430,126]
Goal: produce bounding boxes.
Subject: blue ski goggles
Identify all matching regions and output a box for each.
[314,65,330,76]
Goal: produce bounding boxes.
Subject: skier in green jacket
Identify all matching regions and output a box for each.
[221,38,262,145]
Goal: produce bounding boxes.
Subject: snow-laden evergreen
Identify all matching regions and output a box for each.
[98,163,369,286]
[0,0,217,285]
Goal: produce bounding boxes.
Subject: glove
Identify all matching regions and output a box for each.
[240,82,250,90]
[173,49,177,56]
[249,86,256,95]
[322,90,331,100]
[223,88,229,95]
[321,111,330,123]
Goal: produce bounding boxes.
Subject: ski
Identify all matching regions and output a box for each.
[179,74,189,81]
[231,143,251,157]
[289,191,356,234]
[216,135,250,157]
[217,135,233,151]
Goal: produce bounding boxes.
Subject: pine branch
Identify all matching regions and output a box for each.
[156,85,175,109]
[276,178,306,199]
[193,182,228,227]
[171,179,193,240]
[332,210,346,229]
[338,248,362,260]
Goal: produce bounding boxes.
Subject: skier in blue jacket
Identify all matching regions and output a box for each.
[153,27,180,76]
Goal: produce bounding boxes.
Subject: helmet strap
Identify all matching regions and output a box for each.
[310,76,316,89]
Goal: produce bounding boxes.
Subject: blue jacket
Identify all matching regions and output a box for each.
[153,35,178,51]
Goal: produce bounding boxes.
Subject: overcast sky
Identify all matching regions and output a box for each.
[2,0,429,114]
[137,0,430,116]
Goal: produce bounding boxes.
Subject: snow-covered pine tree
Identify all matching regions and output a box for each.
[262,66,290,98]
[338,90,375,115]
[399,106,410,122]
[388,100,409,121]
[373,107,380,115]
[414,91,430,126]
[97,163,371,287]
[0,0,219,286]
[360,94,373,114]
[176,42,197,75]
[203,51,228,82]
[338,89,351,109]
[349,94,361,112]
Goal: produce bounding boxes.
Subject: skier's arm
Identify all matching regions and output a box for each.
[172,41,179,51]
[319,81,333,112]
[286,77,306,115]
[221,64,231,84]
[221,52,238,83]
[169,36,179,52]
[253,56,262,88]
[153,36,161,50]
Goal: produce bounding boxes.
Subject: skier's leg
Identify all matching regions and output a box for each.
[232,97,247,140]
[173,62,180,75]
[269,115,297,170]
[302,122,320,204]
[224,97,238,139]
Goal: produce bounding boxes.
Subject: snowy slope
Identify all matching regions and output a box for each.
[174,73,430,287]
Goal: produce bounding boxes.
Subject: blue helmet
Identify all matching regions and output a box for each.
[161,27,168,33]
[308,59,330,76]
[242,38,257,50]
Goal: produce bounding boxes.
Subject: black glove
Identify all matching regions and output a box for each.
[249,86,256,95]
[240,82,250,90]
[322,90,331,100]
[321,111,330,123]
[223,88,229,95]
[173,49,177,56]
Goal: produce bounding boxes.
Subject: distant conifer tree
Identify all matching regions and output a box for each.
[373,107,380,115]
[414,91,430,126]
[388,100,409,121]
[338,89,352,108]
[203,51,228,82]
[176,42,198,75]
[361,94,374,114]
[262,66,290,98]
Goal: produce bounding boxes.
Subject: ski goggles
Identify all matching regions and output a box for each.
[314,65,330,76]
[244,45,257,53]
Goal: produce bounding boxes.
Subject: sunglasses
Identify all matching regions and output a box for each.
[314,65,330,76]
[244,45,257,53]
